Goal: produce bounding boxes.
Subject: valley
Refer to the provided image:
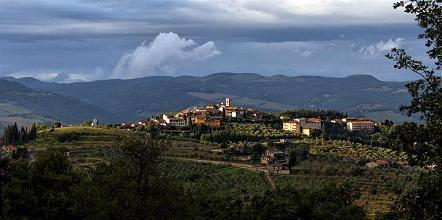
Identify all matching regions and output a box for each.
[2,73,417,126]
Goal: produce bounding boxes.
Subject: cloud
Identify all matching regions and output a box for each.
[9,72,61,81]
[0,0,413,37]
[0,1,422,82]
[9,67,105,83]
[176,0,412,26]
[112,32,221,79]
[359,38,406,56]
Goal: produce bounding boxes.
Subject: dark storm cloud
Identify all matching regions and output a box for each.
[0,0,415,40]
[0,0,424,82]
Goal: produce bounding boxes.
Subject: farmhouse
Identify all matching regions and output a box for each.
[282,120,301,134]
[260,148,289,165]
[342,118,370,122]
[346,121,375,132]
[295,118,322,130]
[162,114,187,127]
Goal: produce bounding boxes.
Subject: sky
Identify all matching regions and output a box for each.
[0,0,429,82]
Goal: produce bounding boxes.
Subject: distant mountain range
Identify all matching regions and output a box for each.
[0,73,417,127]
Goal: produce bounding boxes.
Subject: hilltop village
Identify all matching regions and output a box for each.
[2,97,396,173]
[113,97,395,173]
[0,96,420,217]
[124,97,377,133]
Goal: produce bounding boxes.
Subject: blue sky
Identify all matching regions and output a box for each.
[0,0,427,82]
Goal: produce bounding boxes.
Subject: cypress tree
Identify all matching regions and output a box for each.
[21,127,28,144]
[30,124,37,140]
[13,123,19,145]
[2,127,9,145]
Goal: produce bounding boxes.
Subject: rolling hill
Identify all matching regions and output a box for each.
[5,73,416,123]
[0,79,119,129]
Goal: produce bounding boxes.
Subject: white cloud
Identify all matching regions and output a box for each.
[9,67,106,83]
[112,32,221,79]
[359,38,406,56]
[176,0,412,26]
[9,72,61,81]
[9,72,81,82]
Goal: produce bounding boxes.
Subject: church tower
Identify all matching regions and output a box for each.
[225,97,231,107]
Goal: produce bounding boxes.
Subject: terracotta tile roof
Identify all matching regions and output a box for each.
[349,121,374,124]
[305,118,321,123]
[344,118,370,121]
[284,120,299,124]
[224,106,240,110]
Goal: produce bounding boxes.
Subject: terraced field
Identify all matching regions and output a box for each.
[26,127,135,166]
[158,159,270,196]
[273,173,408,217]
[23,126,418,218]
[158,158,416,218]
[277,155,418,217]
[300,139,407,163]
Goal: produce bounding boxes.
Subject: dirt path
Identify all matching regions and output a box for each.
[167,157,277,189]
[265,173,277,189]
[168,157,258,172]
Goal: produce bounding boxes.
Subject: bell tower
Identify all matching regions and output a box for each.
[225,97,231,107]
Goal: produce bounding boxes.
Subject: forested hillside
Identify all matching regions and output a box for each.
[0,79,118,126]
[8,73,414,122]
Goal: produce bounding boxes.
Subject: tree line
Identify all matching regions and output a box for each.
[2,123,37,146]
[279,109,347,120]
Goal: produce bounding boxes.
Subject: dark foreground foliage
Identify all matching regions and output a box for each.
[0,139,366,220]
[382,1,442,219]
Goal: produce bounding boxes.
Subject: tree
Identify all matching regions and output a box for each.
[30,123,37,140]
[73,138,191,219]
[2,123,37,146]
[2,127,9,145]
[385,1,441,219]
[289,150,297,167]
[52,121,62,128]
[0,158,12,215]
[386,0,441,169]
[20,127,28,144]
[34,123,46,131]
[245,184,366,220]
[251,143,265,161]
[82,120,92,127]
[2,148,79,219]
